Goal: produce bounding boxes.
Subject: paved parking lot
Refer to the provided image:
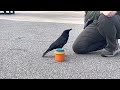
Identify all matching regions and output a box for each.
[0,11,84,24]
[0,11,120,79]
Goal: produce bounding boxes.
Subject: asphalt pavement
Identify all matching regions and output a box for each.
[0,12,120,79]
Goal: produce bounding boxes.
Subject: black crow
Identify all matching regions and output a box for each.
[42,28,72,57]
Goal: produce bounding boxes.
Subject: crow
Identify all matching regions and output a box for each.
[42,28,72,57]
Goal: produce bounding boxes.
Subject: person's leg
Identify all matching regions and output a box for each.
[110,15,120,39]
[97,14,117,51]
[72,21,106,54]
[97,14,120,57]
[4,11,6,14]
[9,11,11,14]
[12,11,15,14]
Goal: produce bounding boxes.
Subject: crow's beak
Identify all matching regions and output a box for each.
[69,28,72,31]
[66,28,72,31]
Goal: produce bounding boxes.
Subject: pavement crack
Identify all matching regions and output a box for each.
[14,37,25,40]
[9,48,27,52]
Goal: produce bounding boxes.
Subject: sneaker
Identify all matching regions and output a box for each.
[101,48,120,57]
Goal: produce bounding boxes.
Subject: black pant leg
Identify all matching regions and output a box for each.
[110,15,120,39]
[97,14,118,52]
[72,21,106,54]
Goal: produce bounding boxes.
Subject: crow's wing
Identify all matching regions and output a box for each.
[48,36,67,50]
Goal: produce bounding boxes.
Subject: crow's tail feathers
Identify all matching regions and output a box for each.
[42,49,50,57]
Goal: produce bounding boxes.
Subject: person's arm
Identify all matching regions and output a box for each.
[84,11,96,29]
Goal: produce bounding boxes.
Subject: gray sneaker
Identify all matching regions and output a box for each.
[101,48,120,57]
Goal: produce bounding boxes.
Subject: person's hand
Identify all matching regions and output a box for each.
[100,11,117,17]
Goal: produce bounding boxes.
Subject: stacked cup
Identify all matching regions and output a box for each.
[54,48,65,62]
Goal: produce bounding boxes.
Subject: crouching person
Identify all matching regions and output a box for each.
[73,11,120,57]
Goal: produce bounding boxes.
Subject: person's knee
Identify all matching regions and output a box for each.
[72,43,88,54]
[72,44,79,54]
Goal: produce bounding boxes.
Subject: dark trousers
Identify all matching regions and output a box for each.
[72,14,120,54]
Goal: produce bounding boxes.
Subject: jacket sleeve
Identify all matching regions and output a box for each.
[84,11,100,29]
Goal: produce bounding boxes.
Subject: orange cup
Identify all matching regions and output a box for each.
[54,51,65,62]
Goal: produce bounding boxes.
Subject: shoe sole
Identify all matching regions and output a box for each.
[101,49,120,57]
